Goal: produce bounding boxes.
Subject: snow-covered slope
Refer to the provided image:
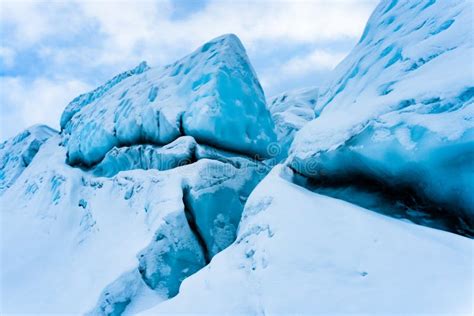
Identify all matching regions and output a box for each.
[290,0,474,231]
[63,34,276,166]
[144,166,473,315]
[0,124,57,194]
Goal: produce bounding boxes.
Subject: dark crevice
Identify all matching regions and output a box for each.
[182,187,211,264]
[289,165,473,238]
[178,112,186,136]
[69,136,263,173]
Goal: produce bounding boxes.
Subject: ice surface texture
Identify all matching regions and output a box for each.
[2,0,474,314]
[144,166,473,314]
[1,33,273,313]
[267,87,317,159]
[290,0,474,227]
[0,134,266,313]
[0,125,57,194]
[62,34,276,166]
[60,61,150,130]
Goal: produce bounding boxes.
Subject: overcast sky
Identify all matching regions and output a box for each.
[0,0,378,140]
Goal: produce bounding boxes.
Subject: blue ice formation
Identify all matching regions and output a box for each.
[60,61,150,130]
[0,125,57,193]
[290,0,474,230]
[62,34,276,166]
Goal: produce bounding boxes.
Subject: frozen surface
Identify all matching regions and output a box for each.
[267,87,317,159]
[60,61,150,130]
[290,0,474,227]
[0,124,57,194]
[2,1,473,314]
[0,133,265,314]
[93,136,197,177]
[93,135,265,179]
[63,34,276,166]
[143,166,473,314]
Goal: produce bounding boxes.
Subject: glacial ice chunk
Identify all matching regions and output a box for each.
[62,34,276,166]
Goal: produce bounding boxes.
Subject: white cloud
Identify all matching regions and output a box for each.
[0,47,16,68]
[282,49,348,76]
[0,0,379,139]
[0,77,91,139]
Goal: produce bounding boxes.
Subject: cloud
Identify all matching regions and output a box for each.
[281,49,348,76]
[0,0,378,139]
[0,47,16,69]
[0,77,91,139]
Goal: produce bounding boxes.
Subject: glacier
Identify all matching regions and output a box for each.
[1,0,473,314]
[1,33,272,314]
[0,132,267,313]
[63,34,276,167]
[289,0,474,233]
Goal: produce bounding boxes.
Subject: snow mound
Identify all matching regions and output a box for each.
[0,124,57,194]
[290,0,474,228]
[63,34,276,166]
[143,166,473,314]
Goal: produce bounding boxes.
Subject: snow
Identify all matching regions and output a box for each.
[290,0,474,228]
[0,124,57,194]
[2,1,473,314]
[63,34,276,166]
[267,87,317,159]
[60,61,150,130]
[0,132,265,314]
[143,165,473,315]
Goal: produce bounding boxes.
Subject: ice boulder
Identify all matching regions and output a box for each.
[289,0,474,230]
[62,34,276,166]
[0,124,57,194]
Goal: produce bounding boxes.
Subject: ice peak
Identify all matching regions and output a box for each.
[62,34,276,166]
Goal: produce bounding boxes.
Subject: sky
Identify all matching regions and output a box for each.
[0,0,378,140]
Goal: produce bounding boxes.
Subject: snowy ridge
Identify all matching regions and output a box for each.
[0,124,57,194]
[289,0,474,231]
